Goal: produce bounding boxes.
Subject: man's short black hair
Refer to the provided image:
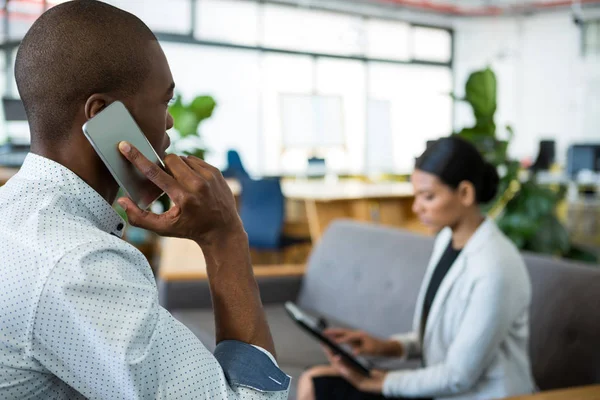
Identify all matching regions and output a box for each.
[15,0,157,143]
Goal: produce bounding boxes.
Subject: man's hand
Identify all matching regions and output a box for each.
[116,141,242,248]
[325,328,403,357]
[323,347,387,394]
[117,142,275,355]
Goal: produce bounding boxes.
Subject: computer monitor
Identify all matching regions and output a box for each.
[566,144,600,178]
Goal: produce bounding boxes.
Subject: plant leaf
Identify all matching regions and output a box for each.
[465,67,497,126]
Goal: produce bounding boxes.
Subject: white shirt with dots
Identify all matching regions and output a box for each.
[0,153,290,400]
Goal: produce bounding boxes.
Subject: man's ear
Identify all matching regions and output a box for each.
[457,180,477,207]
[84,94,113,120]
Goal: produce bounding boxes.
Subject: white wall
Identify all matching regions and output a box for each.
[453,11,600,165]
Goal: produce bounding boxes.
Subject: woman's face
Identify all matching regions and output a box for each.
[411,169,469,231]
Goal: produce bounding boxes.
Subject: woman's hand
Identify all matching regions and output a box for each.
[324,328,403,357]
[323,347,387,393]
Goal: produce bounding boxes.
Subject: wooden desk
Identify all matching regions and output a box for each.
[506,386,600,400]
[0,167,18,186]
[282,180,426,242]
[158,236,305,281]
[228,178,427,242]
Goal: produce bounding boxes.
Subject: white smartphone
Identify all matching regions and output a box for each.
[82,101,165,210]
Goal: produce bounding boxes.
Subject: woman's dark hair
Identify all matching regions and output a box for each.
[415,136,500,204]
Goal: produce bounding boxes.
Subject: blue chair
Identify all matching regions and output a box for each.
[222,150,250,179]
[239,177,310,254]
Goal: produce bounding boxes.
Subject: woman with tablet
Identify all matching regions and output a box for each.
[297,136,535,400]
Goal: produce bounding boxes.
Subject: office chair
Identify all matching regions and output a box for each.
[221,150,250,179]
[238,177,310,260]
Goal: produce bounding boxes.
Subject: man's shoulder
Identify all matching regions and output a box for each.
[0,182,144,281]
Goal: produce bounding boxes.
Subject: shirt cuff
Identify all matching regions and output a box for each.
[382,370,407,398]
[251,344,279,367]
[214,340,291,393]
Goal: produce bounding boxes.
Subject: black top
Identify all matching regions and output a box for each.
[421,241,462,339]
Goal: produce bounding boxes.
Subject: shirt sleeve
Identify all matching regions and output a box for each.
[382,266,526,398]
[389,331,421,361]
[29,239,290,400]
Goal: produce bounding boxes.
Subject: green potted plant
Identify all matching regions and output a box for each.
[454,68,596,263]
[167,94,217,160]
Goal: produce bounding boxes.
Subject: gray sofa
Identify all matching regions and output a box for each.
[161,220,600,398]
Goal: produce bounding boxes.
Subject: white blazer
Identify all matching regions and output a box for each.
[382,218,536,400]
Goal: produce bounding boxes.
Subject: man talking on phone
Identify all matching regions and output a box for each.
[0,1,289,399]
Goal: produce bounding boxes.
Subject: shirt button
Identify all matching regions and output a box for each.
[117,223,124,231]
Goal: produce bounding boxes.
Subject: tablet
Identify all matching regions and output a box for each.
[284,302,372,376]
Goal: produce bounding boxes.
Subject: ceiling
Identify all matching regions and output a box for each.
[341,0,600,16]
[3,0,600,20]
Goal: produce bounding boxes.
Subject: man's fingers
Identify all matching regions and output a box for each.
[185,155,221,174]
[163,154,196,182]
[183,156,221,181]
[118,197,173,233]
[118,142,181,198]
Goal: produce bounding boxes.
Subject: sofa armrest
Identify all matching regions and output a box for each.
[159,264,306,311]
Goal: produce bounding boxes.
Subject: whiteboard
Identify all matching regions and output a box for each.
[280,94,345,148]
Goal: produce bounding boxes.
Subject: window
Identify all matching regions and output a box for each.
[314,58,366,173]
[4,1,41,40]
[195,0,260,46]
[263,5,363,56]
[365,19,411,61]
[411,26,452,63]
[161,42,262,174]
[368,63,452,172]
[262,53,313,174]
[104,0,192,34]
[0,0,454,176]
[280,94,345,149]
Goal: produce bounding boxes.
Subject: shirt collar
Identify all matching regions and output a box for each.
[17,153,126,238]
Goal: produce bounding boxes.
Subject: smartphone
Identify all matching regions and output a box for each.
[82,101,165,210]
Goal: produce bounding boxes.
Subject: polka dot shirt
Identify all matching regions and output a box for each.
[0,154,290,399]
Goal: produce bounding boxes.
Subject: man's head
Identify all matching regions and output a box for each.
[15,0,173,158]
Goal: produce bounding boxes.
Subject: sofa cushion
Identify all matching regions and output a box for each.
[524,252,600,389]
[172,304,328,370]
[297,220,434,338]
